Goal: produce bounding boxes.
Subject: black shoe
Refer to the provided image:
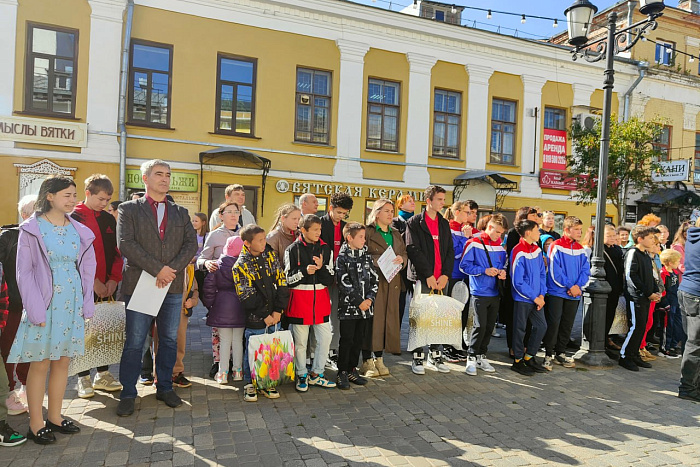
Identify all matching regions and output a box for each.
[618,357,639,372]
[678,392,700,402]
[660,348,681,359]
[26,427,55,445]
[348,368,368,385]
[510,360,535,376]
[336,371,351,390]
[442,347,460,363]
[524,356,547,373]
[172,373,192,388]
[633,357,652,369]
[116,398,135,417]
[454,349,469,362]
[209,362,219,379]
[46,419,80,434]
[156,390,182,408]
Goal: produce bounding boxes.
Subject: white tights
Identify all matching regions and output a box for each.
[218,327,245,373]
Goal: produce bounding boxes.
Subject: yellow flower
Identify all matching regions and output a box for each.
[259,362,269,379]
[285,362,294,378]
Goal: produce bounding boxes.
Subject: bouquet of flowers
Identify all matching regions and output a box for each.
[248,328,295,390]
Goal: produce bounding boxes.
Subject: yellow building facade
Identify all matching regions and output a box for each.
[1,0,699,230]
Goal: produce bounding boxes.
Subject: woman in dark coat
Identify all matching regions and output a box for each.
[361,199,408,377]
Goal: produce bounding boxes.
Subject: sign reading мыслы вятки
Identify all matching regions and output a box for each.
[0,115,87,147]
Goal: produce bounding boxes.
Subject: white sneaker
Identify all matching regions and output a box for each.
[427,352,450,373]
[77,375,95,399]
[215,371,229,384]
[491,329,501,338]
[93,371,123,392]
[232,368,243,381]
[5,390,28,415]
[411,357,425,375]
[476,355,496,373]
[465,356,477,376]
[543,356,554,371]
[325,357,338,372]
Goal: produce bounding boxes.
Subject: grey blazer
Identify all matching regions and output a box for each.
[117,197,198,295]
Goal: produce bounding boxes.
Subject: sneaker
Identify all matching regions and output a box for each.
[454,349,469,362]
[93,371,123,392]
[243,384,258,402]
[0,421,27,447]
[172,373,192,388]
[660,348,681,359]
[209,362,219,379]
[138,374,154,386]
[476,355,496,373]
[308,373,336,388]
[374,357,390,376]
[325,357,338,372]
[360,358,379,378]
[215,371,228,384]
[465,356,477,376]
[633,357,652,369]
[678,392,700,402]
[543,356,554,371]
[524,356,547,373]
[337,371,351,390]
[554,353,575,368]
[640,348,657,362]
[296,375,309,392]
[155,390,182,408]
[426,352,450,373]
[491,329,501,338]
[412,357,425,375]
[618,357,639,372]
[443,347,460,363]
[77,376,95,399]
[5,390,28,416]
[231,368,243,381]
[510,359,535,376]
[348,369,368,385]
[260,388,280,399]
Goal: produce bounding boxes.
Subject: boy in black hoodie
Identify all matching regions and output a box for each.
[620,226,661,371]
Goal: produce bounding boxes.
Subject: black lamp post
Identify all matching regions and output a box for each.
[564,0,665,368]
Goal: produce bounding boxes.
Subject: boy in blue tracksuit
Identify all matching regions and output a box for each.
[543,216,590,370]
[460,214,508,376]
[510,220,548,376]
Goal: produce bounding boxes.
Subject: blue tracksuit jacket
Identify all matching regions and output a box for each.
[511,238,547,304]
[460,232,507,297]
[546,236,590,300]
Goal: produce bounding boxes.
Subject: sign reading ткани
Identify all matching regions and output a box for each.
[0,115,88,148]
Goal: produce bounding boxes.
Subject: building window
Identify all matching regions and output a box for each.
[544,107,566,130]
[295,68,331,144]
[25,24,78,117]
[490,98,517,165]
[655,40,675,66]
[694,132,700,184]
[367,78,400,152]
[433,89,461,158]
[653,125,672,161]
[215,55,256,135]
[129,40,172,127]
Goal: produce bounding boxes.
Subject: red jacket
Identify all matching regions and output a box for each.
[71,202,123,284]
[0,265,8,330]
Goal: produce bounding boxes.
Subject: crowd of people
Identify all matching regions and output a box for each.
[0,157,698,448]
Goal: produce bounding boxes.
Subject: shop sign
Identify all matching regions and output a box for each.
[652,160,690,182]
[171,192,200,214]
[539,170,578,190]
[275,179,426,201]
[0,115,87,147]
[542,129,568,171]
[126,169,198,192]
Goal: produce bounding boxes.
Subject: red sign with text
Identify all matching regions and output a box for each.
[540,170,578,190]
[542,128,568,171]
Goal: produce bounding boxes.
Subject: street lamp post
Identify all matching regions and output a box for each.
[564,0,665,368]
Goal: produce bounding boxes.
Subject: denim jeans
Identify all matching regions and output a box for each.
[291,322,333,376]
[119,293,183,399]
[678,291,700,397]
[243,326,279,384]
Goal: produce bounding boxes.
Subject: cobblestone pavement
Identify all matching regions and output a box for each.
[2,304,699,466]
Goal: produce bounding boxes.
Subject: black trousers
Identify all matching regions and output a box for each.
[543,295,580,356]
[620,297,650,360]
[499,285,515,350]
[468,295,500,356]
[338,319,368,373]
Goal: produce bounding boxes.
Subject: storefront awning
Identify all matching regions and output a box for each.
[640,188,700,206]
[199,147,272,216]
[453,170,517,210]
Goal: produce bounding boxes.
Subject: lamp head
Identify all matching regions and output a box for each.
[565,0,598,47]
[639,0,665,16]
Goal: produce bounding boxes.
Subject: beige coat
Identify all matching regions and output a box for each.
[364,224,408,354]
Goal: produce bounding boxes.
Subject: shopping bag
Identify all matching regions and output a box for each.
[408,286,464,351]
[450,281,473,343]
[247,324,295,391]
[68,300,126,377]
[609,295,629,335]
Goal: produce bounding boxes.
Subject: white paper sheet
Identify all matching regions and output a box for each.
[127,271,172,316]
[377,245,402,283]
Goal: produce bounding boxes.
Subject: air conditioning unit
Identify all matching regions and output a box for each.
[574,113,600,130]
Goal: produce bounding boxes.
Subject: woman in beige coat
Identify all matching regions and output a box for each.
[361,198,408,377]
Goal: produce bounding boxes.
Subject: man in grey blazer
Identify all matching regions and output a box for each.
[116,159,198,417]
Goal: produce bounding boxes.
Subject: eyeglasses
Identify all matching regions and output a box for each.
[529,211,543,218]
[222,210,240,215]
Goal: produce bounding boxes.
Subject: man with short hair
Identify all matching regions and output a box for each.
[405,185,454,375]
[71,174,124,398]
[209,184,256,230]
[299,193,319,216]
[116,159,198,417]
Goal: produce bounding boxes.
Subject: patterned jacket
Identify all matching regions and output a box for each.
[335,243,379,320]
[233,244,289,329]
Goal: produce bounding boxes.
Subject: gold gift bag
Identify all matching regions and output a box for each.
[407,285,464,351]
